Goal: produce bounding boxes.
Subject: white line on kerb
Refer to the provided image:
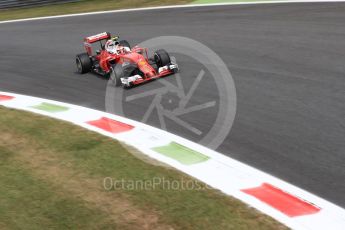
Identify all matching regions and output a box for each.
[0,0,345,24]
[1,1,345,228]
[2,91,345,229]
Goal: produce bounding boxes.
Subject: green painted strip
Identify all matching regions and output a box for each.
[152,142,210,165]
[31,102,69,113]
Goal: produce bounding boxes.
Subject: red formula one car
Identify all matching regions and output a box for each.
[75,32,178,87]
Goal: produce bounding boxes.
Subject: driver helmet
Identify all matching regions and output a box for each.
[105,38,119,54]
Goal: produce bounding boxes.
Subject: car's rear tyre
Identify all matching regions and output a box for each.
[119,40,131,49]
[154,49,171,68]
[76,53,92,74]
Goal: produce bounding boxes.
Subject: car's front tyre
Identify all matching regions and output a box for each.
[154,49,171,68]
[119,40,131,49]
[110,64,124,87]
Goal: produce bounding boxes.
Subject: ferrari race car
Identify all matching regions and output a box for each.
[76,32,179,87]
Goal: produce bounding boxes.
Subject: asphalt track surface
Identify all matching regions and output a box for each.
[1,3,345,207]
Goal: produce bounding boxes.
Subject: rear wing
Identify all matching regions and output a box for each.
[84,32,111,43]
[83,32,111,55]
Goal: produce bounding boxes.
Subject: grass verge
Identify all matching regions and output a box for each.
[0,0,193,21]
[0,106,287,229]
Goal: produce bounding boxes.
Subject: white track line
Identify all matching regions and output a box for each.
[1,0,345,24]
[1,1,345,228]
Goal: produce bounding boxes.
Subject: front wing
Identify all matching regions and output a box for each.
[121,63,179,87]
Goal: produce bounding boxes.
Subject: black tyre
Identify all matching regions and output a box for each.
[119,40,131,49]
[76,53,92,74]
[110,64,124,87]
[154,49,171,68]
